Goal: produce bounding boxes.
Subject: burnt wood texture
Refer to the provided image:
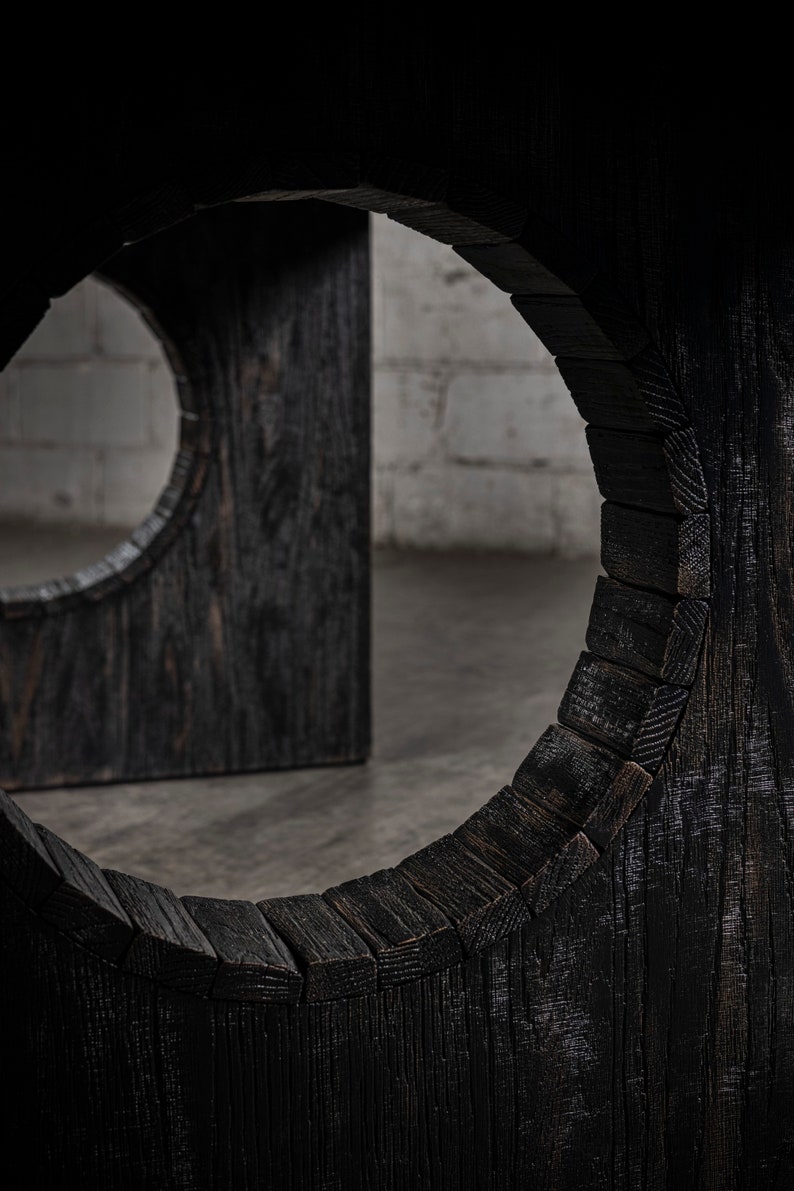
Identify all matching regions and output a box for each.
[0,200,371,787]
[0,42,791,1190]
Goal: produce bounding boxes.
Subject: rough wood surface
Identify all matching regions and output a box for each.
[0,201,371,789]
[558,651,689,771]
[36,826,134,960]
[1,44,791,1191]
[587,426,709,514]
[104,869,218,995]
[398,834,530,954]
[521,832,600,914]
[257,893,377,1002]
[324,868,462,986]
[454,784,576,884]
[0,788,61,906]
[586,575,708,685]
[601,502,711,598]
[511,722,623,819]
[181,896,302,1002]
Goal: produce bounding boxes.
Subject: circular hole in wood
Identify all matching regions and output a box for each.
[0,277,184,602]
[13,211,603,899]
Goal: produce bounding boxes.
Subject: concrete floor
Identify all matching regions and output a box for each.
[6,529,600,900]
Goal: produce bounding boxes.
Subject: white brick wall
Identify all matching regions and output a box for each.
[0,214,601,554]
[371,216,600,556]
[0,279,178,526]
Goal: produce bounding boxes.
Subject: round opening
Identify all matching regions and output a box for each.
[0,277,181,598]
[12,210,603,898]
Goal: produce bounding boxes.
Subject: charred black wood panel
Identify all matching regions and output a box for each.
[0,42,792,1191]
[0,202,371,787]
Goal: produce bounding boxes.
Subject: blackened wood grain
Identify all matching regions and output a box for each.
[114,183,194,243]
[36,826,134,960]
[454,785,576,885]
[556,351,689,432]
[398,834,530,954]
[181,896,302,1002]
[388,181,525,244]
[0,201,372,789]
[257,893,376,1002]
[511,722,623,821]
[453,213,598,295]
[521,832,600,914]
[104,869,218,995]
[0,790,61,905]
[586,575,707,685]
[601,503,711,598]
[581,762,653,850]
[558,652,689,771]
[587,426,708,514]
[513,277,650,361]
[323,869,462,987]
[5,43,794,1191]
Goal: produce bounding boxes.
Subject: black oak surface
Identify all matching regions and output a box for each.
[0,43,791,1191]
[0,201,371,788]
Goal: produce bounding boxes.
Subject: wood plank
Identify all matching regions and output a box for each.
[453,213,598,295]
[586,427,708,514]
[181,896,302,1003]
[454,785,576,886]
[192,151,362,206]
[388,181,525,244]
[0,201,373,790]
[398,834,530,954]
[556,351,688,432]
[558,652,689,771]
[257,893,376,1002]
[581,762,653,850]
[586,575,708,685]
[114,183,194,244]
[513,278,650,361]
[103,870,217,995]
[323,868,462,987]
[0,790,61,906]
[36,827,134,960]
[511,723,623,824]
[601,503,711,597]
[521,833,601,915]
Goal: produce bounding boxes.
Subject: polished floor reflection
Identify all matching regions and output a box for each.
[11,542,600,899]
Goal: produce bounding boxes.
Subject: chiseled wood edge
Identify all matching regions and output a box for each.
[181,896,302,1003]
[36,825,134,960]
[0,790,62,906]
[558,652,689,773]
[602,503,711,599]
[586,426,708,515]
[257,893,377,1002]
[397,834,530,956]
[586,575,707,686]
[104,869,218,996]
[0,170,712,1001]
[0,349,210,621]
[323,868,463,987]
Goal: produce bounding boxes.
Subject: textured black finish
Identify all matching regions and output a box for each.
[104,869,218,995]
[0,202,371,788]
[182,896,303,1002]
[2,42,790,1191]
[257,893,377,1001]
[36,826,134,960]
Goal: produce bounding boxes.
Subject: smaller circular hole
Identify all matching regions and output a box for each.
[0,277,182,598]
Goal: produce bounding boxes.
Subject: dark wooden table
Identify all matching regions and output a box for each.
[0,43,791,1189]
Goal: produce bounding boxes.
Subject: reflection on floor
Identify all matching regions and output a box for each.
[10,543,601,900]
